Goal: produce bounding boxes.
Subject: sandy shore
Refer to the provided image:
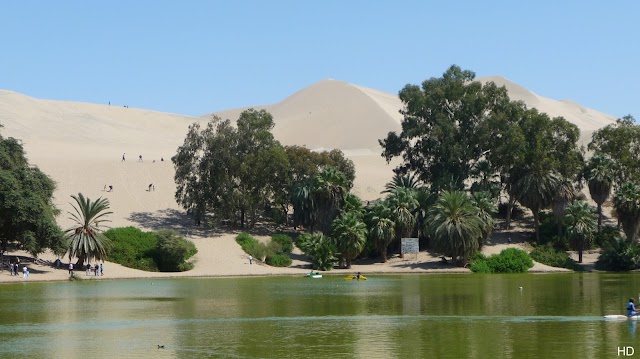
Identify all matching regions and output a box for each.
[1,220,597,284]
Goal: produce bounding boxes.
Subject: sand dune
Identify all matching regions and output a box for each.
[0,77,618,281]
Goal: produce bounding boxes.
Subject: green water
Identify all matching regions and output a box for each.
[0,273,639,358]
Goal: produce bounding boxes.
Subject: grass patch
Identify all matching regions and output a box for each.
[530,244,582,271]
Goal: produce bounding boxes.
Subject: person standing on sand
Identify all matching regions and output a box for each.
[100,263,104,276]
[69,262,74,276]
[122,153,126,161]
[139,155,143,162]
[249,255,253,265]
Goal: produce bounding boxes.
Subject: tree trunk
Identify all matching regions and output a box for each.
[381,246,387,263]
[346,258,351,269]
[578,249,583,263]
[240,207,245,228]
[597,203,602,233]
[506,196,515,229]
[533,210,540,244]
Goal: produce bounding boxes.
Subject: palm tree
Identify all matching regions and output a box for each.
[472,191,497,248]
[291,178,316,231]
[365,200,396,262]
[332,211,367,268]
[312,167,347,234]
[510,170,561,243]
[382,173,422,194]
[583,153,615,232]
[613,182,640,242]
[565,201,597,263]
[65,193,113,266]
[551,180,575,236]
[428,191,483,266]
[387,187,418,256]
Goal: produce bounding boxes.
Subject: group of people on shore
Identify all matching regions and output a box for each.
[8,263,29,278]
[85,263,104,277]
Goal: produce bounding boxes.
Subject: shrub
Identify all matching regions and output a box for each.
[155,230,198,272]
[469,253,492,273]
[298,233,337,271]
[530,244,582,271]
[104,227,159,271]
[595,238,640,271]
[266,253,292,267]
[593,225,622,248]
[471,248,533,273]
[486,248,533,273]
[271,234,293,253]
[236,232,259,251]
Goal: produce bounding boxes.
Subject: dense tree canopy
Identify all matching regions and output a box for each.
[173,109,355,229]
[0,129,63,256]
[589,115,640,184]
[380,65,512,191]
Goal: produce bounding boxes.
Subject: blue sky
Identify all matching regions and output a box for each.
[1,1,638,119]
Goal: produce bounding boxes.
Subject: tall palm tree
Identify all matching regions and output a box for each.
[291,178,316,231]
[551,180,575,236]
[510,170,561,243]
[382,173,422,194]
[428,191,483,266]
[613,182,640,242]
[332,211,367,268]
[564,201,597,263]
[583,153,615,232]
[472,191,497,248]
[312,167,347,234]
[65,193,113,266]
[387,187,418,256]
[365,200,396,262]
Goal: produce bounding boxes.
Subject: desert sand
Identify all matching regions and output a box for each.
[0,78,615,283]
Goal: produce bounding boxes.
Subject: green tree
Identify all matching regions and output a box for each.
[382,173,422,194]
[472,191,497,248]
[613,182,640,242]
[0,130,63,256]
[365,200,396,262]
[551,180,575,236]
[312,167,348,234]
[155,229,197,271]
[65,193,112,265]
[565,201,597,263]
[589,115,640,184]
[428,191,483,266]
[387,187,418,256]
[380,65,511,192]
[297,233,337,271]
[510,170,561,244]
[332,211,367,268]
[583,152,615,232]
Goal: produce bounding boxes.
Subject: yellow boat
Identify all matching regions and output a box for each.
[345,275,367,280]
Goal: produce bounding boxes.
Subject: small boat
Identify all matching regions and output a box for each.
[305,273,322,278]
[345,275,367,281]
[604,315,640,320]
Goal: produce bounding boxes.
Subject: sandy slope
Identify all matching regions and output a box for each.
[0,77,617,283]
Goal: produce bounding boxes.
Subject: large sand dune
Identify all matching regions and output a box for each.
[0,78,617,281]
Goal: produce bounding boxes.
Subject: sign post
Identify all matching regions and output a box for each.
[401,238,419,261]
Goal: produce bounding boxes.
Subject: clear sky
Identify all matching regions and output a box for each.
[1,1,638,119]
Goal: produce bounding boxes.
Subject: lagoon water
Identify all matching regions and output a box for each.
[0,273,639,358]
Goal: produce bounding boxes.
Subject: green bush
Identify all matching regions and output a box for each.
[298,233,337,271]
[104,227,159,271]
[486,248,533,273]
[595,238,640,271]
[266,253,292,267]
[155,230,198,272]
[594,225,622,248]
[271,234,293,253]
[469,253,492,273]
[236,232,259,251]
[470,248,533,273]
[530,244,582,271]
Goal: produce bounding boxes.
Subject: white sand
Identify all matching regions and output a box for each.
[0,78,616,283]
